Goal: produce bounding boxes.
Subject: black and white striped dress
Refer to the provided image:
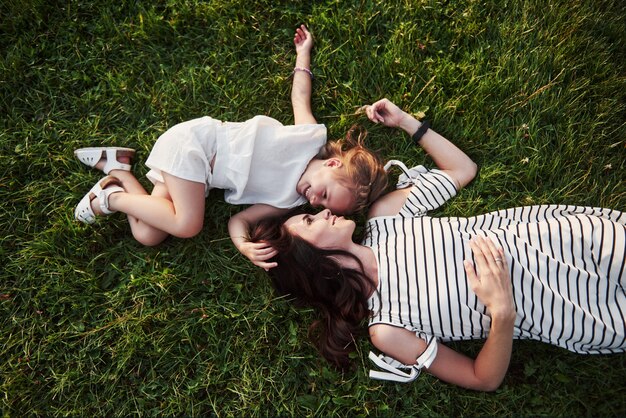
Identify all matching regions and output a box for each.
[365,165,626,354]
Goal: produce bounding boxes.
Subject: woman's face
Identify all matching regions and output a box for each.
[284,209,355,250]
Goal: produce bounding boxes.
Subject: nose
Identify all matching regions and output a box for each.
[310,189,324,206]
[317,209,332,219]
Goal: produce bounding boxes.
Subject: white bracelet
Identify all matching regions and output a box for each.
[292,67,313,79]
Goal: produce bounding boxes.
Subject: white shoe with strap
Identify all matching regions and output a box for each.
[74,147,135,174]
[74,176,124,224]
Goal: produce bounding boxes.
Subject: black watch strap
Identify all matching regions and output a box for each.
[411,120,430,144]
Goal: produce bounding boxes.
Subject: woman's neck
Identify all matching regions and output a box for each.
[345,242,379,295]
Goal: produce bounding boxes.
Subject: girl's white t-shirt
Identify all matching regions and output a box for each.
[211,115,327,208]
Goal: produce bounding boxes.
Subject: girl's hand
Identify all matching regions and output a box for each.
[365,98,407,128]
[294,24,313,55]
[239,240,278,271]
[464,236,515,320]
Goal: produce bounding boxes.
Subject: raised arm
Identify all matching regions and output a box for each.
[365,98,477,189]
[291,24,317,125]
[228,204,289,270]
[370,236,515,391]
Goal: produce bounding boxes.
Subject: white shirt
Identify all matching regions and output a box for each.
[211,115,326,208]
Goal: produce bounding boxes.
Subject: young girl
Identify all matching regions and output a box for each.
[73,25,388,267]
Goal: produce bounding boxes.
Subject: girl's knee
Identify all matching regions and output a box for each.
[130,214,203,242]
[174,227,202,239]
[172,218,204,238]
[133,229,168,247]
[130,221,169,246]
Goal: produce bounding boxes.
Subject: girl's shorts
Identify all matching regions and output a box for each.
[145,116,218,196]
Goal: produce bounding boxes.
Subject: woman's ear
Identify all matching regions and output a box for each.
[323,157,343,168]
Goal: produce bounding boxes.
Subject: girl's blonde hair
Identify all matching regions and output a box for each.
[316,125,388,213]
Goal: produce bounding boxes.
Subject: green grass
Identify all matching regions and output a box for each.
[2,0,625,416]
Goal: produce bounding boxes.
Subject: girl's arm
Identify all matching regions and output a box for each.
[367,187,414,218]
[365,98,477,189]
[291,24,317,125]
[228,204,289,270]
[370,236,515,391]
[231,25,315,269]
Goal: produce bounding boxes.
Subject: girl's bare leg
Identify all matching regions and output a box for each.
[106,169,169,245]
[87,155,206,246]
[106,173,205,244]
[90,171,206,246]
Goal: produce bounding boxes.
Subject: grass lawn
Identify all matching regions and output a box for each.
[1,0,625,416]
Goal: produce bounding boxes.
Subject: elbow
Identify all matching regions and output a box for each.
[468,161,478,182]
[466,161,478,185]
[470,366,506,392]
[458,372,504,392]
[477,377,504,392]
[455,161,478,189]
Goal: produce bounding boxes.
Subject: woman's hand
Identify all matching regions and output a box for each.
[464,235,515,321]
[294,24,313,55]
[366,97,477,189]
[373,234,515,391]
[365,98,408,128]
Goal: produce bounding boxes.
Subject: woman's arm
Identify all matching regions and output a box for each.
[365,98,477,189]
[291,24,316,125]
[370,236,515,391]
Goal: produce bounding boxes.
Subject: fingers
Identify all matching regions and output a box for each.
[495,247,505,269]
[243,241,278,267]
[254,260,278,271]
[364,105,377,123]
[252,243,278,256]
[466,236,515,316]
[251,243,278,260]
[294,24,310,44]
[365,99,387,123]
[463,259,478,286]
[468,236,489,271]
[470,235,506,271]
[249,241,278,271]
[482,235,503,266]
[246,242,278,271]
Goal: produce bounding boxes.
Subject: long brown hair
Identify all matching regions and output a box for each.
[249,210,372,369]
[317,125,388,213]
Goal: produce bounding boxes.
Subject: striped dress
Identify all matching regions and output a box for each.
[365,165,626,355]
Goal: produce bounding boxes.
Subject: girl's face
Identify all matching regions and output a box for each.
[297,158,356,214]
[284,209,355,250]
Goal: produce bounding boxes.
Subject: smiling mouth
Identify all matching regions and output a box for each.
[304,186,312,201]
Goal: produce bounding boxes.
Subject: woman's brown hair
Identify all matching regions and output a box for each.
[249,210,372,369]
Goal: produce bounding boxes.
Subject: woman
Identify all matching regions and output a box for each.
[250,98,626,391]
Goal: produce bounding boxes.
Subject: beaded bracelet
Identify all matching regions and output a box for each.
[411,120,430,144]
[293,67,313,79]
